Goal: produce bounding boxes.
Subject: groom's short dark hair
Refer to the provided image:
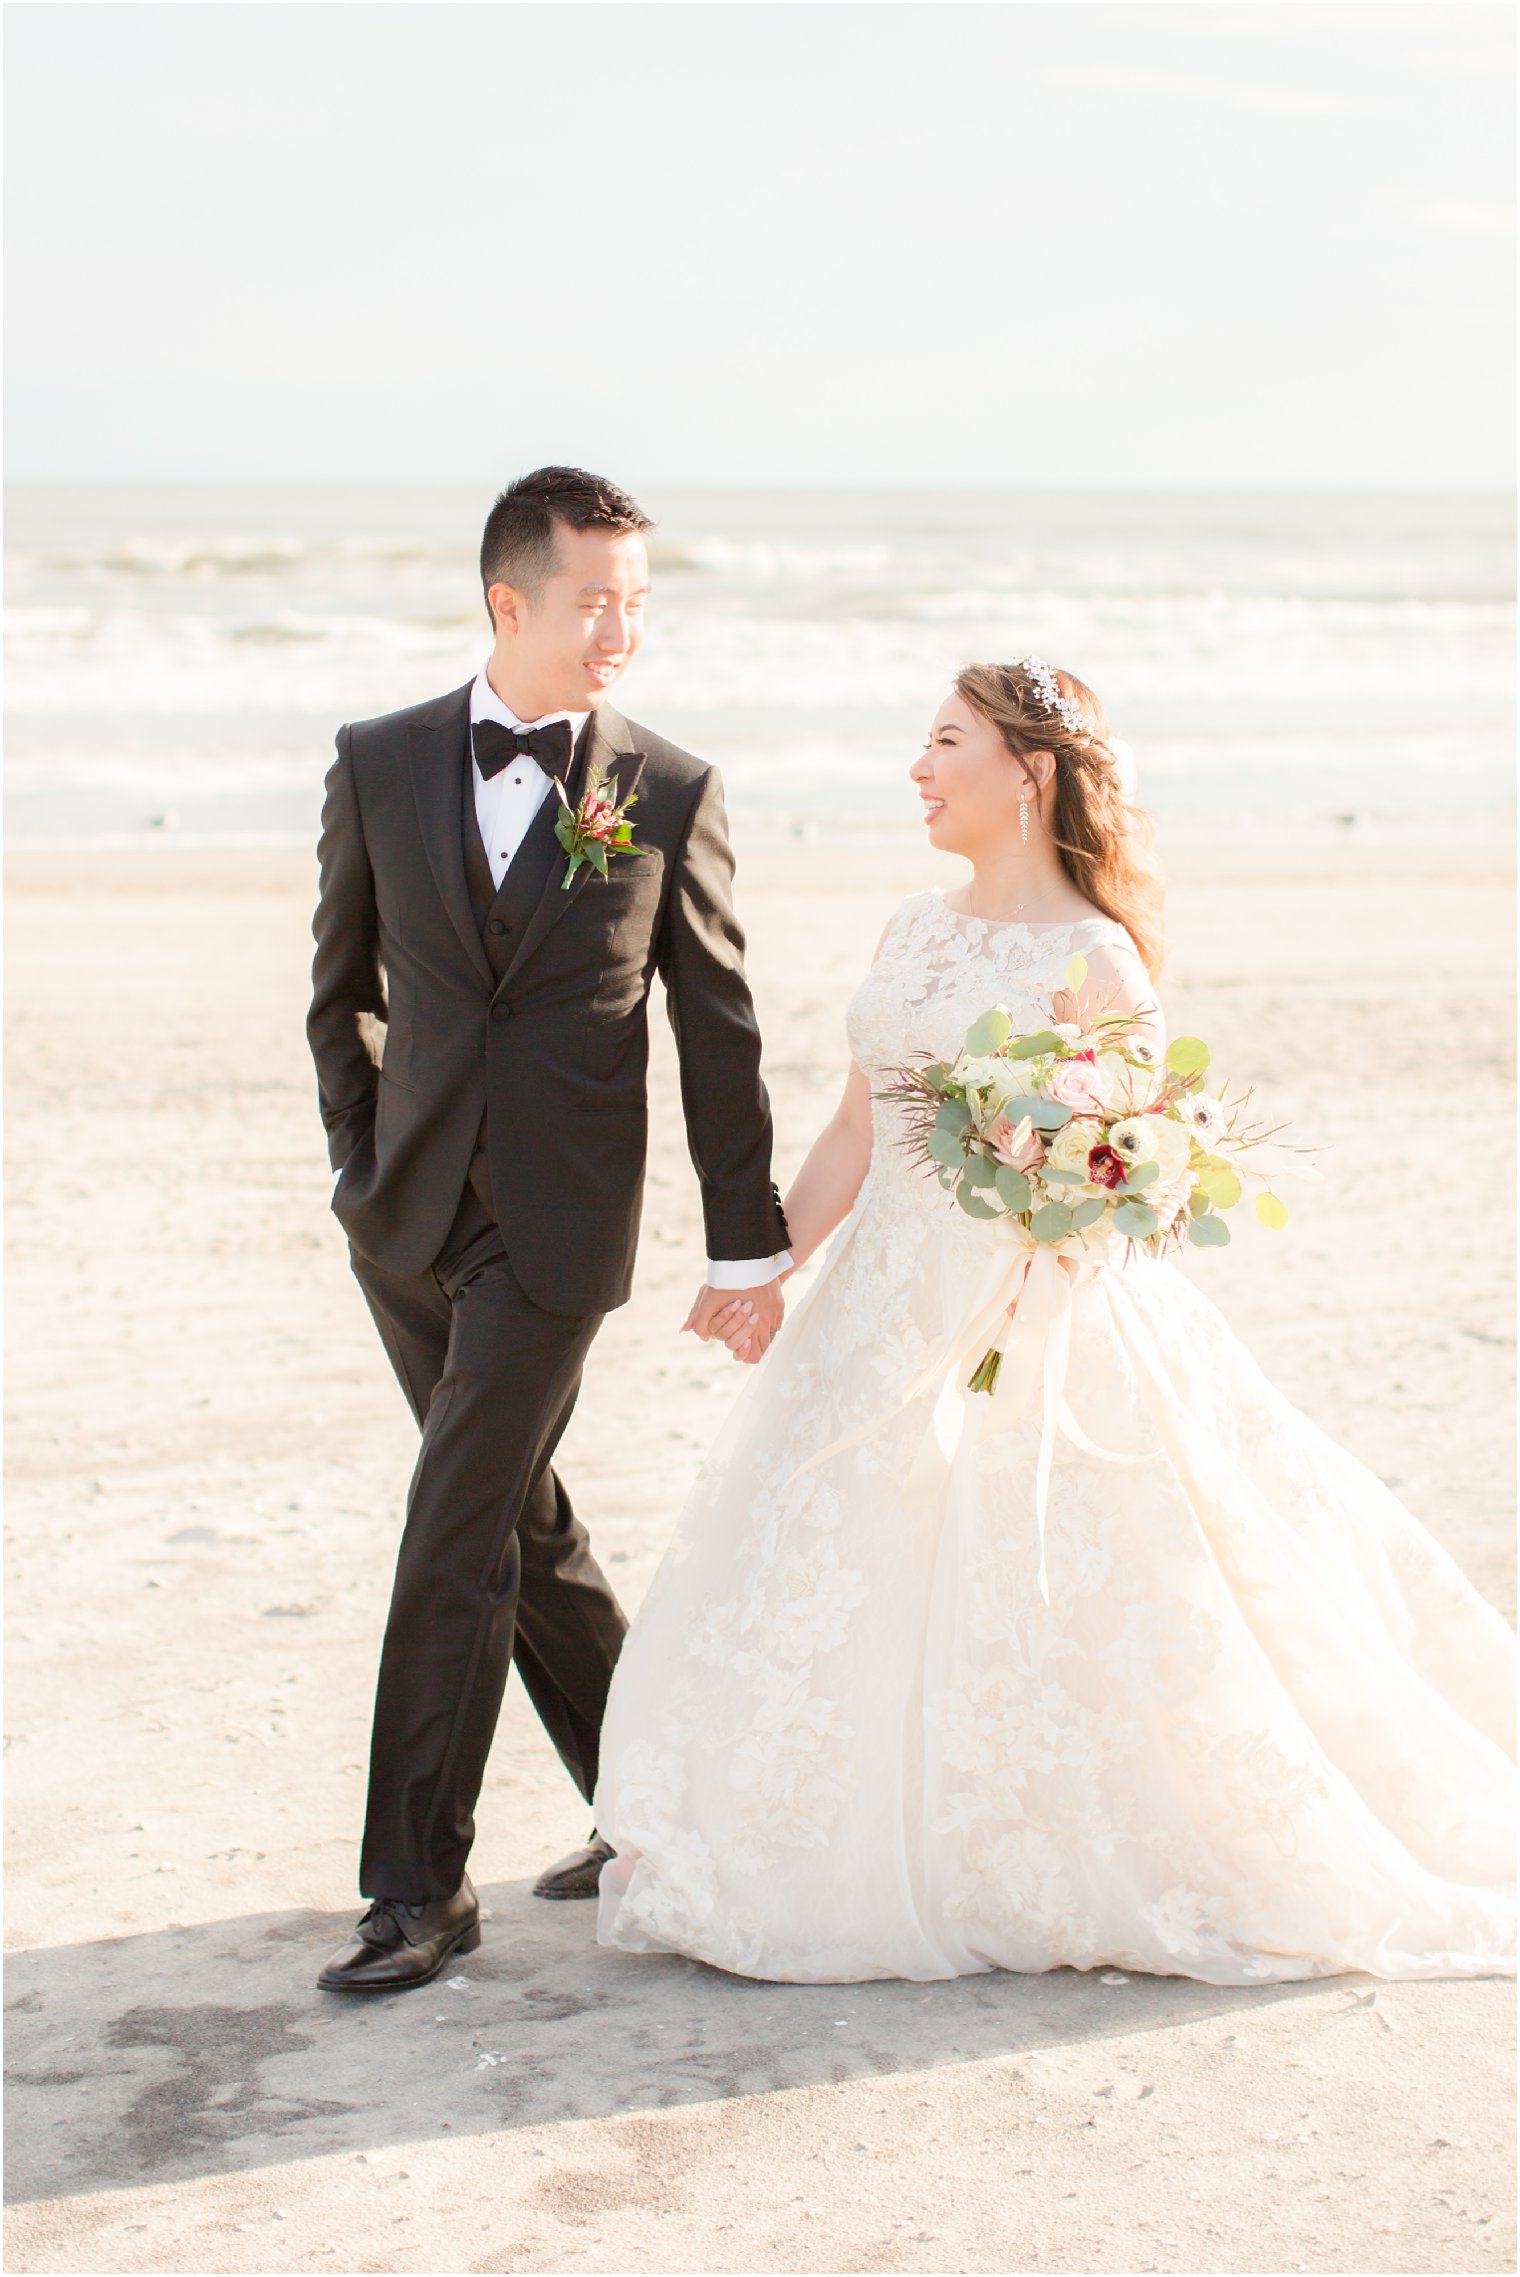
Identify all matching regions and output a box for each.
[480,467,653,621]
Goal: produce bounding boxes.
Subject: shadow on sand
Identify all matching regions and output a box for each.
[5,1882,1324,2204]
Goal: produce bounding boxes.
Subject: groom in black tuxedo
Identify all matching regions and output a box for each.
[308,467,790,1990]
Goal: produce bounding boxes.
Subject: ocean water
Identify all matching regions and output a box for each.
[5,483,1513,844]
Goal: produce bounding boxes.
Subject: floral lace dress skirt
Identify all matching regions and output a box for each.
[593,897,1517,1985]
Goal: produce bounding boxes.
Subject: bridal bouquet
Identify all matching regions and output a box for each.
[881,956,1290,1392]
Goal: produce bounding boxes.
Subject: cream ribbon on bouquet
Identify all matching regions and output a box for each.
[789,1230,1158,1604]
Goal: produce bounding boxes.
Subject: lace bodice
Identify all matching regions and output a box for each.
[846,890,1143,1217]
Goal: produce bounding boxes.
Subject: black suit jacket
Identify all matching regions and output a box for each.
[308,680,788,1314]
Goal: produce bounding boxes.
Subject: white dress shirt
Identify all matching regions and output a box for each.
[467,665,788,1293]
[469,666,585,888]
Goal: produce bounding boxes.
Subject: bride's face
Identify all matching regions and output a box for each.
[911,693,1034,858]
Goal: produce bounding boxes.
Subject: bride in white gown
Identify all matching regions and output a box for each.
[594,660,1516,1987]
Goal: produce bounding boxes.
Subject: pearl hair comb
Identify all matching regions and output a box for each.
[1011,656,1094,737]
[1011,657,1139,799]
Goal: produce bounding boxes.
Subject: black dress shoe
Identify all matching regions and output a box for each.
[532,1835,614,1900]
[317,1873,480,1991]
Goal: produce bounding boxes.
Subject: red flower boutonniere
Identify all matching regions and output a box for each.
[553,760,648,890]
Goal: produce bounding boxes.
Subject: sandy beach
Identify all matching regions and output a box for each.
[4,828,1514,2276]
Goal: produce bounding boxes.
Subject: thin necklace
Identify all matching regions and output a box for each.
[967,875,1028,922]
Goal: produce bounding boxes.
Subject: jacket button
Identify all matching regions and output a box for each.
[491,1002,512,1022]
[487,919,508,936]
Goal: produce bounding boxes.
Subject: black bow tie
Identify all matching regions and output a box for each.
[472,716,575,783]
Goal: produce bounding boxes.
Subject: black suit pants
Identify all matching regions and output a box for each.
[349,1186,628,1900]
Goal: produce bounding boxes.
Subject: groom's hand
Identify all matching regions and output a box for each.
[682,1280,784,1364]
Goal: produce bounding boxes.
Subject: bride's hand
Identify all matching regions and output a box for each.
[682,1281,784,1364]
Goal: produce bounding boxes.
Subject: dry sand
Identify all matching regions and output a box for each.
[4,829,1515,2276]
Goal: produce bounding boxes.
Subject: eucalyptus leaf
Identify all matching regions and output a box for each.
[1188,1211,1232,1247]
[963,1008,1012,1056]
[1198,1163,1242,1210]
[1039,1166,1084,1186]
[1025,1098,1073,1131]
[921,1062,950,1089]
[963,1152,1000,1190]
[993,1165,1031,1212]
[935,1100,972,1137]
[1112,1200,1159,1239]
[1008,1030,1062,1060]
[1070,1197,1107,1229]
[1165,1035,1211,1078]
[1255,1192,1290,1230]
[928,1129,965,1170]
[1120,1159,1160,1190]
[957,1184,1003,1221]
[1029,1202,1074,1242]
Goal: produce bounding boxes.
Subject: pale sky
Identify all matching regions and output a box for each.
[4,0,1514,487]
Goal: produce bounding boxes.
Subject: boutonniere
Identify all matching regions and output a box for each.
[553,760,648,890]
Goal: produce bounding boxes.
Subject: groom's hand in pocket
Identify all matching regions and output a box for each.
[683,1280,784,1365]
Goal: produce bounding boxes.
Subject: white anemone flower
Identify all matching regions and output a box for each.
[1109,1116,1160,1166]
[1184,1093,1228,1144]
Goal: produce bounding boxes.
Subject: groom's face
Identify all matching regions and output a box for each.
[490,524,650,716]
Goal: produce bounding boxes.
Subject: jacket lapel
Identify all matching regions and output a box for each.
[408,686,496,990]
[495,706,645,995]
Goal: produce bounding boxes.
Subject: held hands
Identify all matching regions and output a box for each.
[682,1279,785,1365]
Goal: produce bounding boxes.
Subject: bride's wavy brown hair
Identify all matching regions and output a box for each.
[954,661,1166,977]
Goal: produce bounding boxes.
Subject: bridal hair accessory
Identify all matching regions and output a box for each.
[1012,657,1094,737]
[552,758,648,889]
[790,979,1299,1600]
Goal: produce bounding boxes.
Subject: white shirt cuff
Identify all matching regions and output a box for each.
[706,1253,792,1290]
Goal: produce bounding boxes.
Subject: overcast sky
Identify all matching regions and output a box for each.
[5,1,1513,487]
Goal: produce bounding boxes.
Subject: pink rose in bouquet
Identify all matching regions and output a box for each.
[987,1115,1043,1172]
[1045,1056,1109,1115]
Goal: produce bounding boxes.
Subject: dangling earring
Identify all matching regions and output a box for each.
[1019,794,1030,848]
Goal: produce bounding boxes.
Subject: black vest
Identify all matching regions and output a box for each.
[461,723,590,1214]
